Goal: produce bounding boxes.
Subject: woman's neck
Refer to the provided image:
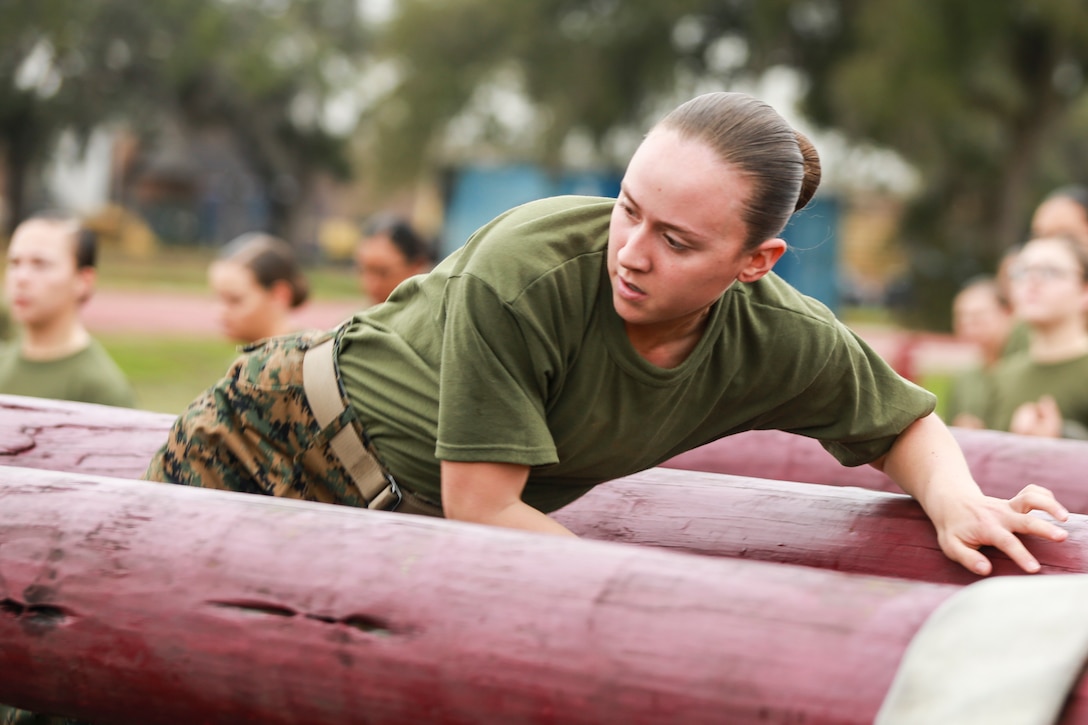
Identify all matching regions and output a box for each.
[624,310,710,369]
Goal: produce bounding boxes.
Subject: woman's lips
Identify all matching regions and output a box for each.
[616,275,647,301]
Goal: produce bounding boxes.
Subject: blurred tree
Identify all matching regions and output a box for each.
[0,0,365,239]
[760,0,1088,327]
[364,0,702,187]
[366,0,1088,328]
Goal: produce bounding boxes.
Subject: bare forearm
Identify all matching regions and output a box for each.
[872,412,982,519]
[440,460,576,536]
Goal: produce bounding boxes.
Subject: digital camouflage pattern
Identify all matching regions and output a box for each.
[143,329,374,506]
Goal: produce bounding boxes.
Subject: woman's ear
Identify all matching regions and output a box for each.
[270,279,294,308]
[737,239,787,283]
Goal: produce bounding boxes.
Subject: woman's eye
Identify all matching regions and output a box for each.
[664,235,686,251]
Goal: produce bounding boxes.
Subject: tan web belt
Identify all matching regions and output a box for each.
[302,336,403,512]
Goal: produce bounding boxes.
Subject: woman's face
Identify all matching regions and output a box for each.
[208,260,285,343]
[607,127,778,333]
[355,234,428,304]
[1007,238,1088,327]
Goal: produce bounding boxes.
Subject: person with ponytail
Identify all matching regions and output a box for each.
[146,92,1069,576]
[207,232,311,344]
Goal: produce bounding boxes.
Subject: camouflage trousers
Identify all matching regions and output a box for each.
[143,328,415,509]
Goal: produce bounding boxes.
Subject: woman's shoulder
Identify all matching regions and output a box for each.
[720,274,882,367]
[448,196,613,298]
[465,195,614,252]
[734,272,842,329]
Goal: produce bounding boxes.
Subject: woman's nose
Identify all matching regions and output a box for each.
[617,225,652,271]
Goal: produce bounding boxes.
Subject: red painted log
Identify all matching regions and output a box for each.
[6,392,1088,509]
[0,394,174,480]
[7,393,1088,514]
[663,427,1088,513]
[556,468,1088,586]
[1,394,1085,585]
[3,467,1087,725]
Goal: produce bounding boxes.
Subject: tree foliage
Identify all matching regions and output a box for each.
[769,0,1088,325]
[364,0,712,186]
[0,0,365,237]
[368,0,1088,327]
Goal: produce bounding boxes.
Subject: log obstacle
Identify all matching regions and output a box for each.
[2,467,1087,725]
[663,427,1088,513]
[5,393,1088,512]
[0,394,174,480]
[555,468,1088,586]
[1,394,1084,585]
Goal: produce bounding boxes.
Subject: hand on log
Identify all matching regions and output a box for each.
[927,484,1069,577]
[871,413,1071,577]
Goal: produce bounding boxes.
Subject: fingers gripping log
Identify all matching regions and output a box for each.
[2,469,1085,725]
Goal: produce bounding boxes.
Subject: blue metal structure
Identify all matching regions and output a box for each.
[442,164,839,309]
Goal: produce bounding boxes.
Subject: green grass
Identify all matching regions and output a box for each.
[918,371,954,422]
[99,333,241,415]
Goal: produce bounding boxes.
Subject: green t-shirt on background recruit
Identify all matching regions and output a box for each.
[0,339,137,408]
[337,195,936,512]
[945,366,994,423]
[983,351,1088,435]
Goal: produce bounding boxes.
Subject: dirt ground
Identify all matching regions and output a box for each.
[83,289,362,336]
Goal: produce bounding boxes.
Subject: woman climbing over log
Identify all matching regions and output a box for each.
[144,91,1069,578]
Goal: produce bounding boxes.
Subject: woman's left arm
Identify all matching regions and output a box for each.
[869,412,1070,575]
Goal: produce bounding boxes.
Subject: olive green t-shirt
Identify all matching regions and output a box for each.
[0,338,137,408]
[338,196,936,512]
[983,351,1088,433]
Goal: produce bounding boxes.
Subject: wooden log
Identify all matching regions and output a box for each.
[2,395,1085,585]
[555,468,1088,586]
[7,393,1088,513]
[3,467,1087,725]
[0,394,174,480]
[663,427,1088,513]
